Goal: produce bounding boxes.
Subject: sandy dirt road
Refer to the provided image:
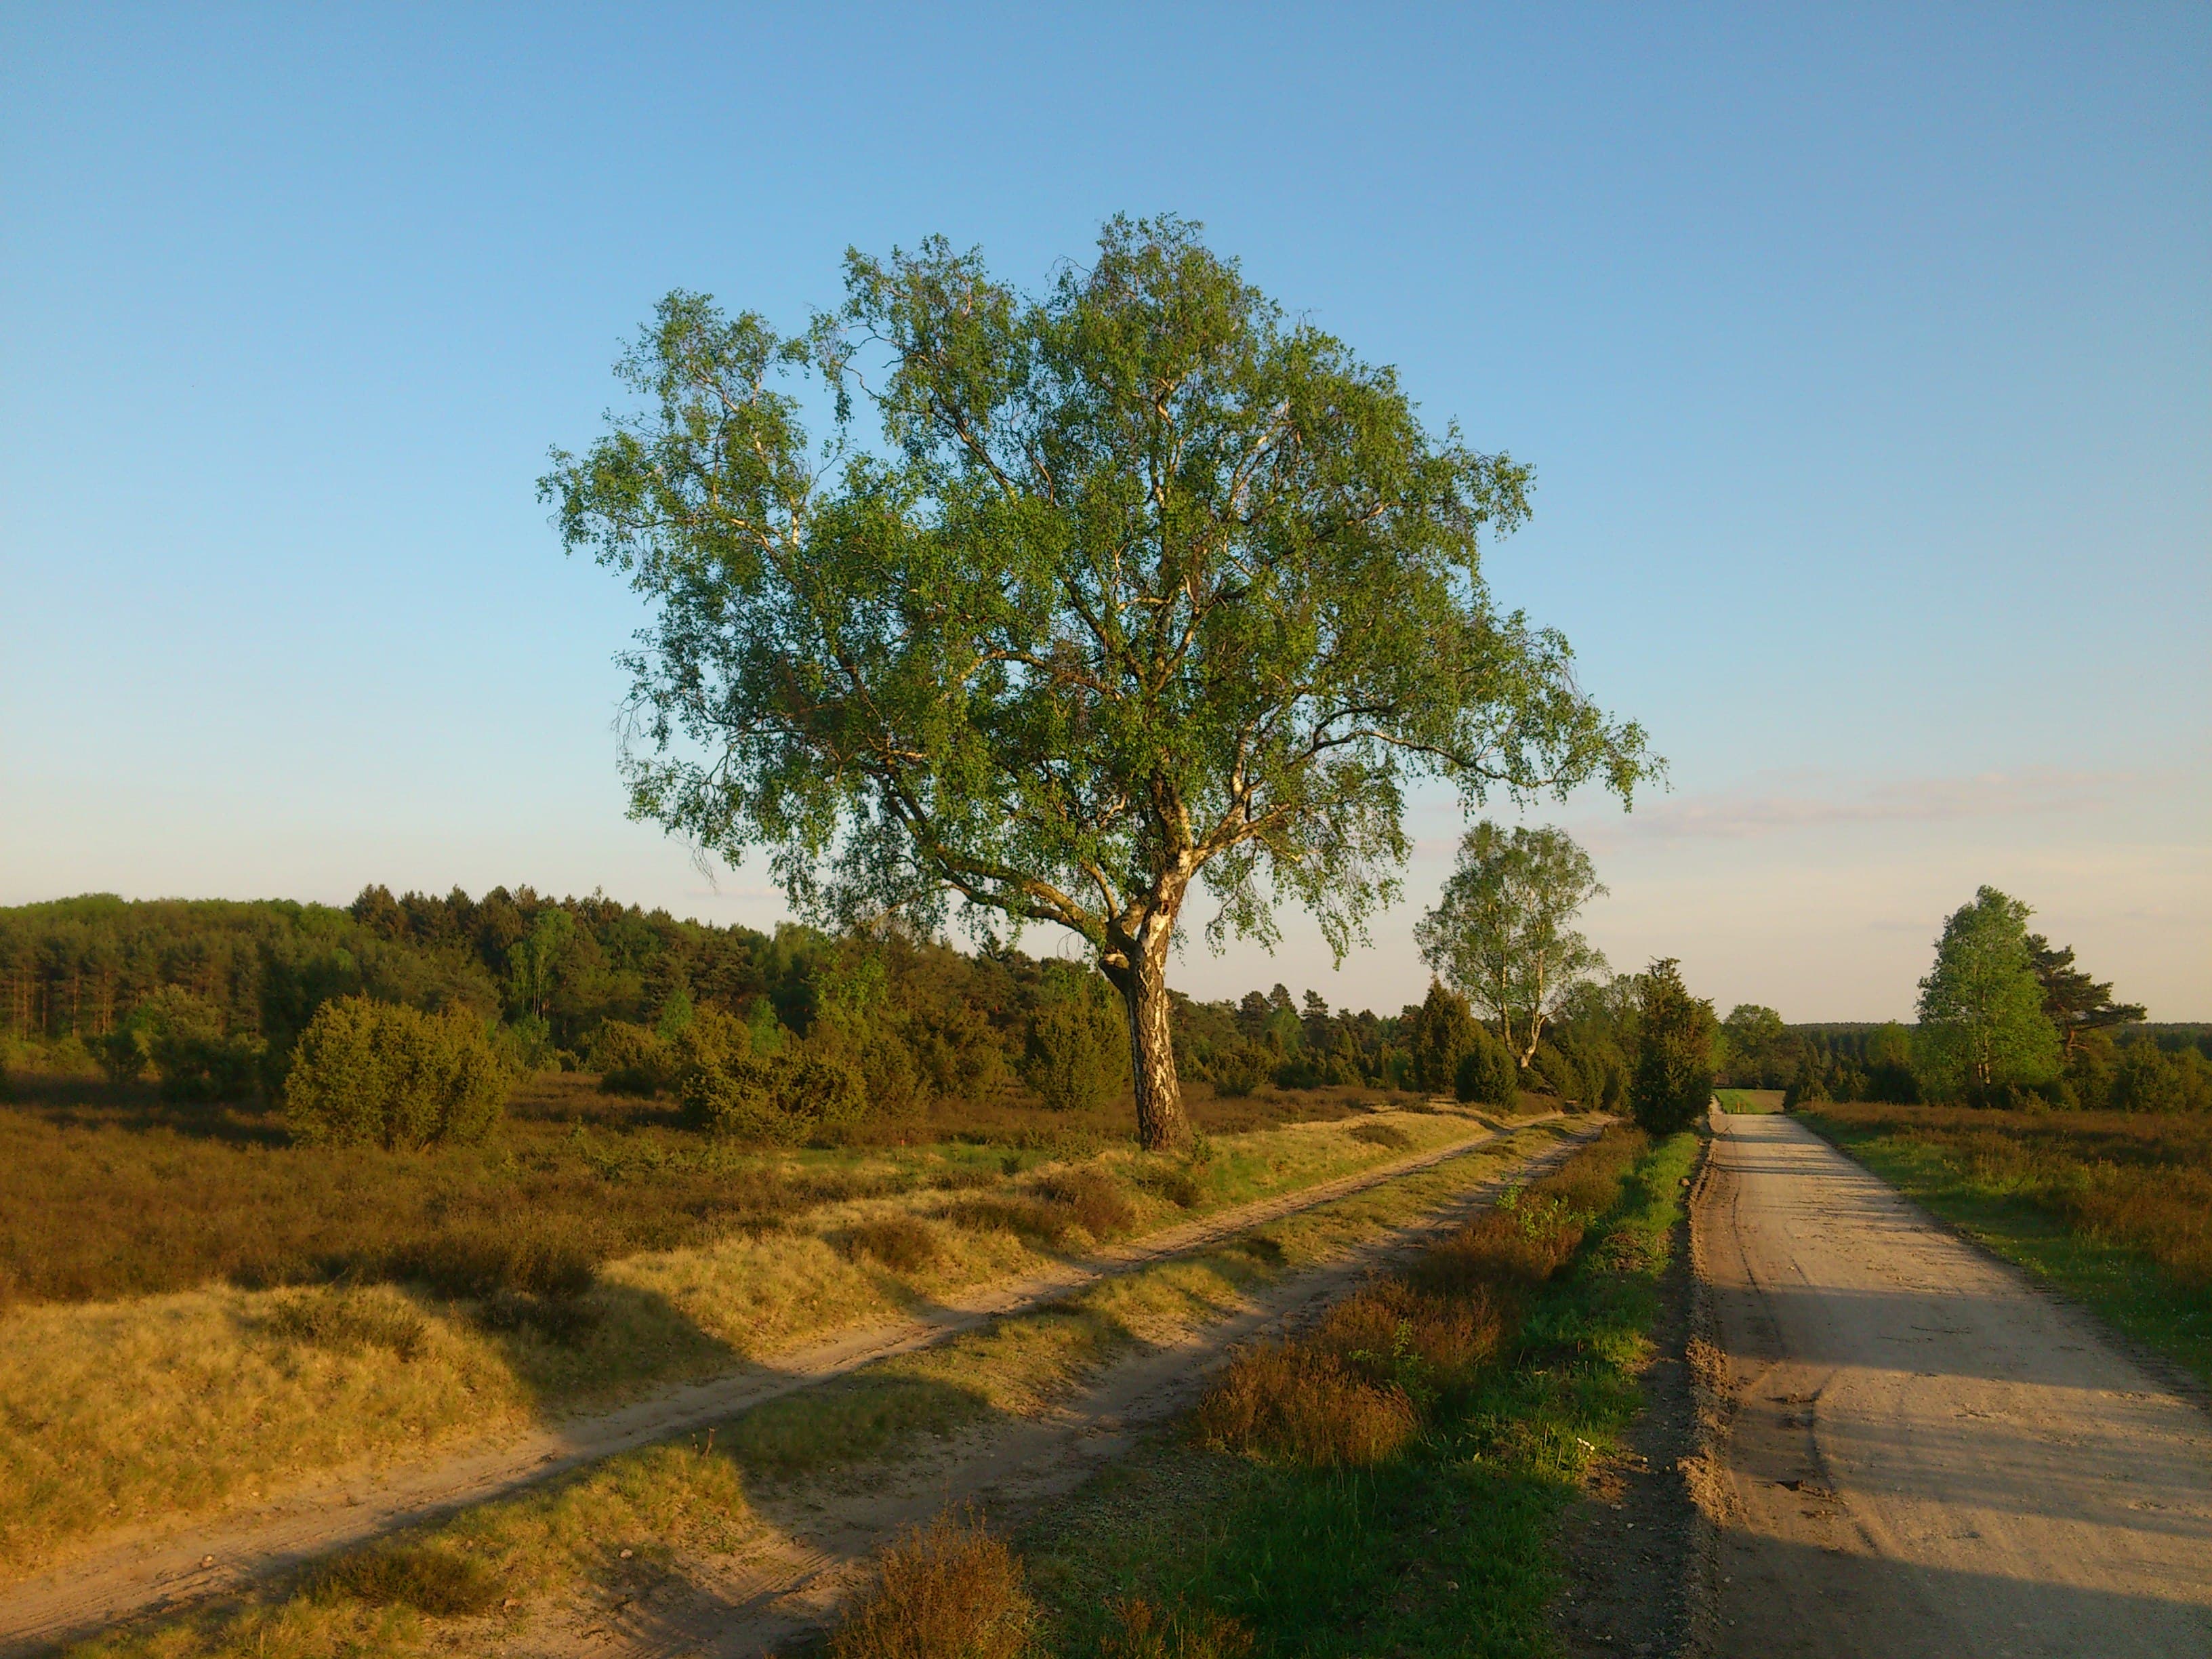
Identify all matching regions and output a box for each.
[0,1113,1583,1656]
[1696,1109,2212,1658]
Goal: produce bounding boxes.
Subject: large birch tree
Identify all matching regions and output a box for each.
[544,217,1655,1149]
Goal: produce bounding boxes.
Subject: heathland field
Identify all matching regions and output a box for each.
[18,1112,1685,1659]
[0,1061,1527,1581]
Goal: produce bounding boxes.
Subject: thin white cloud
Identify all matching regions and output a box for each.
[1586,767,2131,844]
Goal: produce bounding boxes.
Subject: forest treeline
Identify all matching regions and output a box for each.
[0,888,1589,1115]
[3,890,2202,1124]
[1717,1012,2211,1113]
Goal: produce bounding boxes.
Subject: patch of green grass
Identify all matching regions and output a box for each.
[1713,1088,1784,1115]
[1799,1108,2212,1387]
[1023,1130,1701,1658]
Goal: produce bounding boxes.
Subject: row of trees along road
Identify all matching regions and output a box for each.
[546,216,1656,1150]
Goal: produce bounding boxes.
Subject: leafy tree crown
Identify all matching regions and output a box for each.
[543,217,1656,966]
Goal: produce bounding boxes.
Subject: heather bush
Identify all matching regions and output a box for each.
[829,1510,1034,1659]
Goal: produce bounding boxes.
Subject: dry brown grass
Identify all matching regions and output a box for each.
[1193,1343,1422,1466]
[1101,1597,1255,1659]
[829,1509,1036,1659]
[0,1093,1507,1579]
[1197,1124,1647,1469]
[307,1540,504,1615]
[0,1070,1411,1311]
[1810,1103,2212,1291]
[0,1073,883,1307]
[843,1215,944,1273]
[942,1166,1138,1249]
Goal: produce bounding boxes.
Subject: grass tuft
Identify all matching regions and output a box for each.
[1349,1122,1414,1151]
[265,1288,428,1360]
[1195,1343,1421,1467]
[828,1508,1035,1659]
[843,1215,944,1273]
[1101,1597,1254,1659]
[308,1542,504,1614]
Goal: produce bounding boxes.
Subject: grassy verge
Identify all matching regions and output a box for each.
[1015,1125,1702,1658]
[1798,1103,2212,1387]
[55,1123,1582,1658]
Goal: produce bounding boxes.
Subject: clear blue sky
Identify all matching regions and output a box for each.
[3,4,2206,1019]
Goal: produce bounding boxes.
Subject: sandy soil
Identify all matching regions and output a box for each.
[0,1112,1576,1656]
[1692,1109,2212,1658]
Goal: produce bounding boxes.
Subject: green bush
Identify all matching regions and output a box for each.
[126,986,266,1102]
[2112,1038,2201,1113]
[674,1010,874,1145]
[284,996,513,1149]
[1208,1042,1271,1099]
[1409,980,1478,1094]
[1454,1025,1519,1106]
[588,1018,670,1095]
[1631,958,1716,1136]
[1024,968,1129,1112]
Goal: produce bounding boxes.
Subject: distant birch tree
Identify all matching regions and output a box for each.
[1416,821,1607,1066]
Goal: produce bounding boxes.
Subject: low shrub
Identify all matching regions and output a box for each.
[1200,1124,1647,1471]
[843,1215,943,1273]
[1308,1278,1506,1396]
[1132,1160,1204,1208]
[945,1168,1136,1248]
[943,1194,1079,1246]
[385,1222,598,1300]
[829,1509,1035,1659]
[1349,1121,1413,1151]
[284,996,512,1149]
[1194,1343,1420,1467]
[309,1543,503,1615]
[266,1288,428,1361]
[590,1019,671,1096]
[1034,1167,1137,1240]
[472,1288,603,1347]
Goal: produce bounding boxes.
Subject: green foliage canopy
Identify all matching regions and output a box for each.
[1631,958,1716,1136]
[1414,821,1608,1065]
[1915,886,2061,1099]
[544,216,1655,1147]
